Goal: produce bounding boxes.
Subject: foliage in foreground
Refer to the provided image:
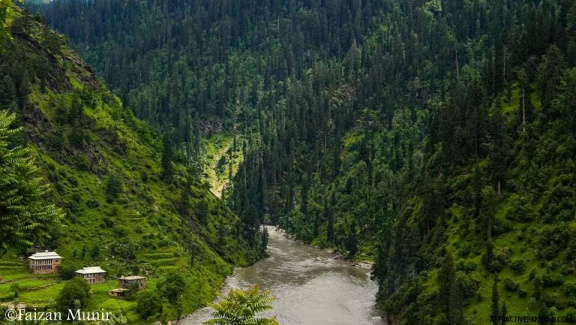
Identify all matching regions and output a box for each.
[205,286,278,325]
[0,110,63,258]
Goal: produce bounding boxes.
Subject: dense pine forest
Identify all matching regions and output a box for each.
[2,0,576,323]
[0,3,266,323]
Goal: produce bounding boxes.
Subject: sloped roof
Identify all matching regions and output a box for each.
[28,251,63,260]
[76,266,106,274]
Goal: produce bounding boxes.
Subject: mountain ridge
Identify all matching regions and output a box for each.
[0,7,264,323]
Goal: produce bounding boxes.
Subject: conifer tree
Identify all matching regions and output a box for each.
[500,302,507,325]
[161,133,174,182]
[491,278,500,325]
[438,252,455,320]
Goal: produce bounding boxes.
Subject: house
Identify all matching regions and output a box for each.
[119,275,147,290]
[75,266,106,284]
[28,251,63,274]
[108,288,129,299]
[108,275,147,299]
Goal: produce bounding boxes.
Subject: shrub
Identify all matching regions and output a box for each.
[458,242,472,258]
[60,261,81,280]
[567,238,576,261]
[518,289,528,298]
[566,311,576,324]
[10,283,21,298]
[67,176,78,187]
[72,193,82,203]
[509,259,526,274]
[456,259,477,272]
[493,219,513,236]
[536,225,572,260]
[86,199,99,208]
[136,291,162,320]
[102,216,115,228]
[56,277,90,312]
[528,268,537,281]
[105,175,122,203]
[158,271,187,303]
[455,272,479,298]
[542,273,564,287]
[123,282,139,301]
[540,292,563,309]
[67,200,80,213]
[205,286,278,325]
[504,279,519,292]
[140,171,149,182]
[488,260,504,273]
[73,155,90,171]
[562,282,576,297]
[109,240,138,262]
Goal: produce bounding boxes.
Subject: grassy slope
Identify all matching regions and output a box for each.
[420,83,576,323]
[0,9,252,323]
[296,81,576,322]
[202,133,243,198]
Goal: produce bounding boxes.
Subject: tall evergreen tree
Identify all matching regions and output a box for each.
[161,133,174,182]
[491,278,500,325]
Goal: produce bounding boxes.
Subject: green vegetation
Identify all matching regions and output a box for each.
[205,286,278,325]
[56,277,91,312]
[135,291,162,320]
[21,0,576,322]
[0,6,265,323]
[202,133,243,198]
[0,110,64,258]
[0,0,18,52]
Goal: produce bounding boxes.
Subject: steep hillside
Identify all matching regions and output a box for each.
[0,8,262,323]
[29,0,576,323]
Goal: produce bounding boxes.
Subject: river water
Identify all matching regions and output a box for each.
[182,227,384,325]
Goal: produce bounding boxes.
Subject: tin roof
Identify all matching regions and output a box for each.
[28,251,63,260]
[76,266,106,274]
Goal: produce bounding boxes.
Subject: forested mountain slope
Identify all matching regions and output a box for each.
[0,7,264,323]
[31,0,576,323]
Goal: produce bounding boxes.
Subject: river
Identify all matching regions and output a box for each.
[182,226,384,325]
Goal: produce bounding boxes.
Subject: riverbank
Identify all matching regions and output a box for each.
[273,227,375,270]
[181,226,383,325]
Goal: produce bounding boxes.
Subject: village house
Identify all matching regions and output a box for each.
[108,275,147,299]
[108,288,128,298]
[28,251,63,274]
[76,266,106,284]
[119,275,147,289]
